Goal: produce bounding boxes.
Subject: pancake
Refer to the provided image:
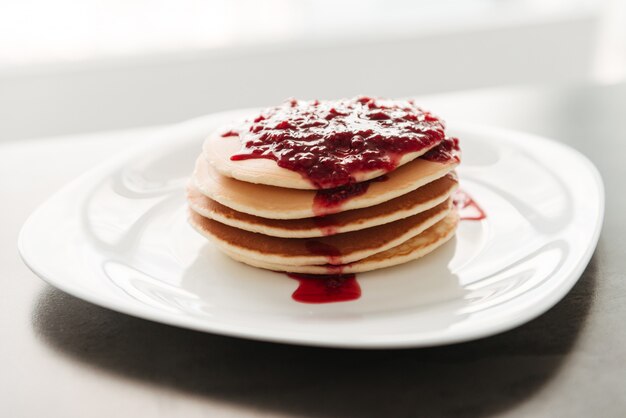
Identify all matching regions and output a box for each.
[188,199,452,266]
[220,211,459,274]
[192,154,457,219]
[187,173,458,238]
[204,131,439,190]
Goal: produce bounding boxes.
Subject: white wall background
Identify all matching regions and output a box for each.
[0,0,623,141]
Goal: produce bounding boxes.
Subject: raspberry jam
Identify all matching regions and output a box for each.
[312,175,389,216]
[228,97,447,189]
[422,136,460,163]
[288,273,361,304]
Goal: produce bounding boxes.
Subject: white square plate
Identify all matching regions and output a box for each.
[19,111,604,348]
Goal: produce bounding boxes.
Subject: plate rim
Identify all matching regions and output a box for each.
[18,120,605,349]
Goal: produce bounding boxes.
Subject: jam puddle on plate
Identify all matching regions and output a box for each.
[288,273,361,304]
[454,189,486,221]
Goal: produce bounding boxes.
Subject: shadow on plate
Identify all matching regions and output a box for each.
[31,256,598,418]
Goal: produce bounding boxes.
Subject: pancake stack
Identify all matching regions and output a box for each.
[187,97,460,274]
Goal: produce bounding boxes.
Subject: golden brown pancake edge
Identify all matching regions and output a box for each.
[188,199,453,266]
[193,154,458,219]
[220,211,459,274]
[187,173,458,238]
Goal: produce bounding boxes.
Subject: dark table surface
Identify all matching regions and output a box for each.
[2,82,625,417]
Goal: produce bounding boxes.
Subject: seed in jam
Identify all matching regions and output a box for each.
[229,97,448,189]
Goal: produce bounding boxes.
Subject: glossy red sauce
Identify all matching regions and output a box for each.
[312,174,389,216]
[228,97,447,189]
[454,189,486,220]
[422,136,461,163]
[312,181,371,215]
[221,130,239,137]
[288,273,361,304]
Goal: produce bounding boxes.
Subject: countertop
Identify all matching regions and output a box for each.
[2,82,625,417]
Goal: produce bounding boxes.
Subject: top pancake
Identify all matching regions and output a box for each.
[202,97,451,190]
[203,132,437,190]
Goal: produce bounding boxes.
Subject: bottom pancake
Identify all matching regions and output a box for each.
[220,212,458,274]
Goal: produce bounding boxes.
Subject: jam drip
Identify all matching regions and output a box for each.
[453,190,486,220]
[221,130,239,137]
[312,215,339,236]
[312,175,388,216]
[288,273,361,304]
[229,97,446,189]
[305,240,342,265]
[313,182,370,213]
[422,136,460,163]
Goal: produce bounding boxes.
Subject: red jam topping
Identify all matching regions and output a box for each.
[288,273,361,304]
[312,174,388,216]
[422,136,460,163]
[228,97,447,189]
[221,130,239,137]
[453,190,486,221]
